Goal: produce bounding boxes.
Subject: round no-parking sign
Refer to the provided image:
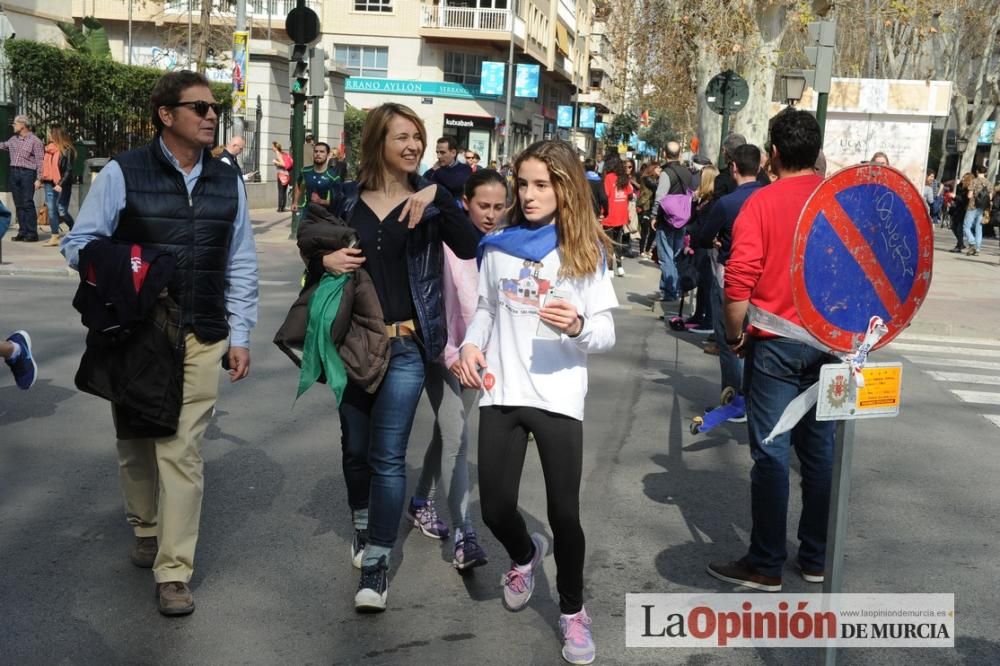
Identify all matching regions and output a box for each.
[791,164,933,353]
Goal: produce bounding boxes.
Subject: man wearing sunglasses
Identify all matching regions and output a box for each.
[62,71,258,617]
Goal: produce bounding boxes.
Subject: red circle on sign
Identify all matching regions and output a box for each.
[483,373,496,391]
[791,164,933,353]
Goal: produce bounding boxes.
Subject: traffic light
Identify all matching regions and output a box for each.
[308,46,327,97]
[804,20,836,94]
[289,43,308,96]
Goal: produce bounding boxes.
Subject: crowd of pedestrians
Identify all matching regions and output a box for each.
[6,66,999,665]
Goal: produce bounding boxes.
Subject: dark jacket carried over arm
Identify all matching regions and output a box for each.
[274,204,391,393]
[73,239,184,439]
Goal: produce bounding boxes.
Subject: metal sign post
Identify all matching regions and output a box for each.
[789,164,933,665]
[705,70,749,165]
[285,1,320,237]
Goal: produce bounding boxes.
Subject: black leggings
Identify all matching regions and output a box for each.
[638,211,655,254]
[478,405,585,614]
[603,226,623,269]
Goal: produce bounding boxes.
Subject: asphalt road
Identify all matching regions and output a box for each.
[1,247,998,666]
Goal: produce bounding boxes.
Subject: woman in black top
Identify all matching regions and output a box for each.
[322,103,480,613]
[950,173,971,252]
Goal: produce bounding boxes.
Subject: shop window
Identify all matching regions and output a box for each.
[334,45,389,78]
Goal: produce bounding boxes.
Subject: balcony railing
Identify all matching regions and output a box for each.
[420,6,512,32]
[164,0,320,18]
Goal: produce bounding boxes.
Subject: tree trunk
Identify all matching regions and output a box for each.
[694,45,723,162]
[733,4,786,148]
[986,139,1000,185]
[196,0,212,74]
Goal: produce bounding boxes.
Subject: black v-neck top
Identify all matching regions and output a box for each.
[351,199,416,324]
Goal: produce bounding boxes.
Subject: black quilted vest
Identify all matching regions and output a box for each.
[113,139,238,342]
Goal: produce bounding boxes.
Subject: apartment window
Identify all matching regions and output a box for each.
[443,52,486,86]
[354,0,392,11]
[334,45,389,78]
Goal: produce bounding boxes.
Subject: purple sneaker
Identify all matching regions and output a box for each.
[559,607,595,664]
[453,529,488,572]
[407,498,449,540]
[501,532,546,611]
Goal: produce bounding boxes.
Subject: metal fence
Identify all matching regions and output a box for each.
[11,85,257,168]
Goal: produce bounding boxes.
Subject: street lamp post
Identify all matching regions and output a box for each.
[501,5,515,164]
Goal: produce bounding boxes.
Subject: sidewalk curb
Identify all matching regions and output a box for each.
[0,265,75,278]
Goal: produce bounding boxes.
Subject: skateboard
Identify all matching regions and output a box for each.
[690,387,746,435]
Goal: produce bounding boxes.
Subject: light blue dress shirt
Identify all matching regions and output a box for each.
[62,138,258,347]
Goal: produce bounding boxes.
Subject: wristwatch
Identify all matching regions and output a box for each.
[726,332,744,346]
[568,314,586,338]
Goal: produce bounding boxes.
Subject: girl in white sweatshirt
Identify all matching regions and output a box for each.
[458,140,617,665]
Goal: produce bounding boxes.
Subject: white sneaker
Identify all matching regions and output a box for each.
[616,266,625,277]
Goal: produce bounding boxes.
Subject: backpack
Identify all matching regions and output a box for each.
[974,185,990,210]
[658,163,693,229]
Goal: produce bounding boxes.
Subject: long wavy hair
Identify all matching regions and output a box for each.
[510,140,614,278]
[357,103,427,193]
[696,165,719,202]
[48,124,76,158]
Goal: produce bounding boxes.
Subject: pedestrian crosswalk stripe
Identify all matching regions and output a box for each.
[896,333,1000,347]
[950,390,1000,405]
[985,415,1000,430]
[888,342,996,357]
[925,371,1000,385]
[904,356,1000,371]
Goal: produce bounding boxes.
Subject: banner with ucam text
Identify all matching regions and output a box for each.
[626,594,954,648]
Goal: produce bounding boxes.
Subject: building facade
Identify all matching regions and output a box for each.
[327,0,600,166]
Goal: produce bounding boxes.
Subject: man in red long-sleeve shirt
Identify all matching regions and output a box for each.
[707,109,838,592]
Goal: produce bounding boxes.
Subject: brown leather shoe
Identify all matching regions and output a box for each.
[130,536,158,568]
[157,581,195,616]
[707,558,782,591]
[800,565,825,583]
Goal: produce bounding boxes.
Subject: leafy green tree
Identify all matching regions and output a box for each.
[602,111,638,154]
[641,114,678,155]
[343,104,368,179]
[57,16,111,59]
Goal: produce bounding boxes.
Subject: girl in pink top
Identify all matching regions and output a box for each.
[408,170,508,571]
[601,154,633,276]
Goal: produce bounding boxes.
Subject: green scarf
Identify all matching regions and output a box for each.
[297,272,349,405]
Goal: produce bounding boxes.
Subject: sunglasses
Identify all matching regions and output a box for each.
[170,100,224,117]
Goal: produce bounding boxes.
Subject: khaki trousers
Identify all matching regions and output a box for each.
[115,333,227,583]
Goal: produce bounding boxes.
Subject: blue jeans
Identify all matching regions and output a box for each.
[0,199,11,238]
[655,226,685,299]
[9,167,38,238]
[339,337,426,562]
[710,275,743,394]
[743,337,837,577]
[43,182,60,234]
[963,208,983,250]
[58,181,74,228]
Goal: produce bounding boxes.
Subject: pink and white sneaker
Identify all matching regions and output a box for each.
[501,532,546,611]
[559,607,595,664]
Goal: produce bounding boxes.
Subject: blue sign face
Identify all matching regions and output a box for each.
[556,105,574,128]
[978,120,996,145]
[514,64,540,98]
[595,122,606,139]
[791,165,933,352]
[579,106,595,129]
[480,61,506,96]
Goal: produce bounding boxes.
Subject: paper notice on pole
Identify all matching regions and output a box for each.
[816,362,903,421]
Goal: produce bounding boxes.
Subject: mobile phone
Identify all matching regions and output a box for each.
[536,288,567,339]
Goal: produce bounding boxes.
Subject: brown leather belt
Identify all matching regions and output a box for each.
[385,319,417,338]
